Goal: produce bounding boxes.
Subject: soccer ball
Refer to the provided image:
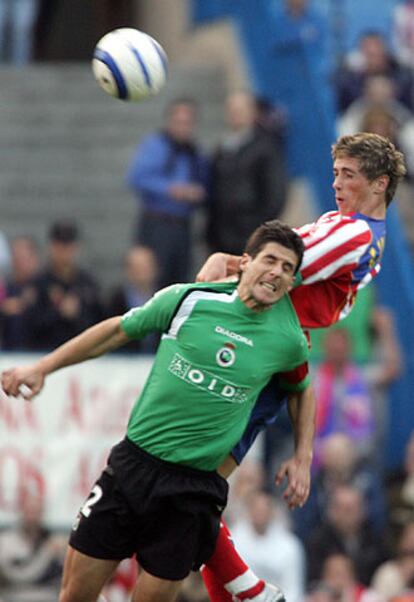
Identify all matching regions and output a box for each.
[92,28,168,102]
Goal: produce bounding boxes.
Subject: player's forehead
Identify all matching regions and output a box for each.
[256,242,297,265]
[333,155,364,174]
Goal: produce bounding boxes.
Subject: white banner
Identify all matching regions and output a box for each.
[0,353,154,529]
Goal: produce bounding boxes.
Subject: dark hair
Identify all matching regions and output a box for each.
[243,219,304,273]
[332,132,407,206]
[49,219,79,243]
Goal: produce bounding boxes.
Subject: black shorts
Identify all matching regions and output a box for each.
[69,438,228,580]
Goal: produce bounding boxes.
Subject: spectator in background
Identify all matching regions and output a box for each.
[0,493,65,602]
[371,521,414,601]
[306,485,388,586]
[342,97,414,253]
[312,311,401,471]
[106,245,159,353]
[312,328,376,467]
[0,235,41,350]
[0,0,39,65]
[126,97,208,289]
[337,75,414,145]
[255,97,288,149]
[294,433,387,541]
[231,490,306,602]
[337,75,414,189]
[360,105,414,180]
[393,0,414,69]
[321,553,384,602]
[25,219,102,350]
[335,31,414,113]
[386,432,414,548]
[225,457,266,526]
[306,582,339,602]
[207,91,287,255]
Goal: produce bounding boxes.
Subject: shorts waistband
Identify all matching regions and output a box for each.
[120,437,223,482]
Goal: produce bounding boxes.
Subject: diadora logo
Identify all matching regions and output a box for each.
[216,343,236,367]
[215,325,253,347]
[168,353,248,404]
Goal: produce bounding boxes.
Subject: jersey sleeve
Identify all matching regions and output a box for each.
[296,213,372,285]
[279,361,310,392]
[121,284,192,340]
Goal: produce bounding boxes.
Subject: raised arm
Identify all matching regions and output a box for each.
[275,384,316,509]
[196,252,242,282]
[1,317,129,401]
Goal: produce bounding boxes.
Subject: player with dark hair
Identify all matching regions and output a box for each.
[197,132,407,602]
[2,220,315,602]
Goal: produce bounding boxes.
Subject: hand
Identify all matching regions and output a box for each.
[1,365,45,400]
[169,183,206,203]
[275,455,311,510]
[196,253,230,282]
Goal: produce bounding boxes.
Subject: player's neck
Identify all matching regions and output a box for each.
[342,198,386,220]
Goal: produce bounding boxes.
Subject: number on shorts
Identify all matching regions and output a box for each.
[80,484,103,518]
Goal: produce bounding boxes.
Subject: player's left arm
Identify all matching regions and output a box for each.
[275,364,316,509]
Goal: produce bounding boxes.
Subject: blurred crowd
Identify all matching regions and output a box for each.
[1,0,414,601]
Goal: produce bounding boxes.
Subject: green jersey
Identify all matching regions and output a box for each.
[121,281,309,470]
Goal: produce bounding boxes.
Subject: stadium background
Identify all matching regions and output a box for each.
[0,0,414,600]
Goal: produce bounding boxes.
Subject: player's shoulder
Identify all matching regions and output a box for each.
[318,210,373,236]
[156,280,238,300]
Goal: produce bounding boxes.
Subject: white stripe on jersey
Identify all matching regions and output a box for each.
[163,289,238,340]
[300,218,370,270]
[303,246,370,284]
[299,218,371,284]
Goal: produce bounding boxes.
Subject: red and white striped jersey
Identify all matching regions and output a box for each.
[290,210,386,328]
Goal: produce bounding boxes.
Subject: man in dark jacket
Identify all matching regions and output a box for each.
[207,91,288,255]
[25,220,103,350]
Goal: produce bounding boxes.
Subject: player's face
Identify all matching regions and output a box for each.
[238,242,297,311]
[333,156,376,215]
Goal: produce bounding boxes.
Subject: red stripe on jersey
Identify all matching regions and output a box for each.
[301,230,371,281]
[297,215,347,251]
[290,276,353,328]
[279,361,309,385]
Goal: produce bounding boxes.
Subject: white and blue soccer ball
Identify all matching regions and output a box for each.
[92,28,168,102]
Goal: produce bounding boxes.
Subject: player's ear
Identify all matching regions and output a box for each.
[373,174,389,195]
[286,274,296,291]
[239,253,251,273]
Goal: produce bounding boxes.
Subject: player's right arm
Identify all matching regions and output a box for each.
[1,316,129,401]
[196,252,241,282]
[2,283,194,402]
[197,213,372,285]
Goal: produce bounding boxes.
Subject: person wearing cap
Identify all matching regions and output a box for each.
[24,219,103,350]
